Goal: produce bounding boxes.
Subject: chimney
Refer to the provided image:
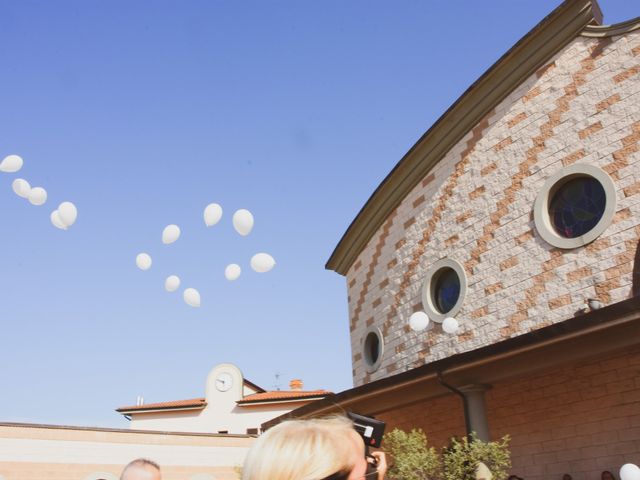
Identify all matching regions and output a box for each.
[289,379,303,391]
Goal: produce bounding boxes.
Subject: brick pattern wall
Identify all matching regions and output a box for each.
[377,394,466,454]
[346,31,640,385]
[489,346,640,480]
[377,346,640,480]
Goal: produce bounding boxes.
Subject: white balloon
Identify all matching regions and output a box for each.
[136,253,152,270]
[50,210,67,230]
[250,253,276,273]
[232,209,254,236]
[183,288,201,307]
[162,224,181,244]
[164,275,181,292]
[0,154,23,173]
[12,178,31,198]
[442,317,459,334]
[58,201,78,227]
[620,464,640,480]
[409,311,430,332]
[204,203,223,227]
[225,264,241,281]
[28,187,47,206]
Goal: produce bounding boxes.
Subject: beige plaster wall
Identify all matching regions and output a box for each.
[0,423,254,480]
[129,402,309,434]
[346,31,640,385]
[128,364,310,434]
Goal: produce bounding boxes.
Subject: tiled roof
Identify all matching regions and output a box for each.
[236,390,331,404]
[116,389,330,414]
[116,397,206,413]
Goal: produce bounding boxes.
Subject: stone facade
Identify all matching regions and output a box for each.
[347,31,640,386]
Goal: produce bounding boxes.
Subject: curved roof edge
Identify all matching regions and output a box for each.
[581,16,640,37]
[326,0,605,276]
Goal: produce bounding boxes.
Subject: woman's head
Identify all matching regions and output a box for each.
[602,471,616,480]
[242,416,365,480]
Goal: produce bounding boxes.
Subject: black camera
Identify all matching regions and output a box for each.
[347,412,385,448]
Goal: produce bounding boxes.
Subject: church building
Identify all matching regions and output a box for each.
[266,2,640,478]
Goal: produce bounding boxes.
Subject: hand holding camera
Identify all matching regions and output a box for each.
[348,412,387,480]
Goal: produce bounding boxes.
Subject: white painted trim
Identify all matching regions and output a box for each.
[237,397,326,407]
[123,406,205,415]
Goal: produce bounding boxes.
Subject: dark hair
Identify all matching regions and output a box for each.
[602,471,616,480]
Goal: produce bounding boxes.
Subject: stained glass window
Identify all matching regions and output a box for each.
[433,267,460,314]
[549,176,606,239]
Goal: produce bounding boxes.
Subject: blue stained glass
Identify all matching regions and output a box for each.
[434,268,460,314]
[549,177,606,239]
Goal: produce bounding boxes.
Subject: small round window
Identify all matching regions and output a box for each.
[534,164,616,249]
[421,259,467,322]
[362,327,384,373]
[432,267,461,313]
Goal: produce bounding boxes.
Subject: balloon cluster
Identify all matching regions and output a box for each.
[2,154,78,230]
[408,311,460,334]
[136,203,276,308]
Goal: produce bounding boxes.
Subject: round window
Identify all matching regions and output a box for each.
[534,164,616,249]
[549,176,606,238]
[432,267,461,314]
[421,259,467,322]
[362,327,384,373]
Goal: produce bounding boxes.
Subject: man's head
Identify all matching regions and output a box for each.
[120,458,161,480]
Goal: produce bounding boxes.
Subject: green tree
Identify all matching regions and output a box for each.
[383,428,441,480]
[441,433,511,480]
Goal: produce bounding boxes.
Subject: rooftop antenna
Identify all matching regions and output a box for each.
[274,372,282,391]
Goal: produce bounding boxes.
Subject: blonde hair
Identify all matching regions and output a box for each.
[242,416,357,480]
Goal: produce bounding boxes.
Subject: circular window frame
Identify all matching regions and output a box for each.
[421,258,467,323]
[534,164,616,249]
[362,326,384,373]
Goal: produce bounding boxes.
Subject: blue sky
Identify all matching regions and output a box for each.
[1,1,637,428]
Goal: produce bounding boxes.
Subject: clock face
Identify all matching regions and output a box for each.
[215,373,233,392]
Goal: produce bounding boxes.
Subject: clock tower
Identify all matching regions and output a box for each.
[205,363,243,403]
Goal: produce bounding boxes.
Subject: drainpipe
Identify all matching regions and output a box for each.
[437,371,491,441]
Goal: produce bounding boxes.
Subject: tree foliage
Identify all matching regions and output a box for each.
[383,429,511,480]
[383,428,441,480]
[441,433,511,480]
